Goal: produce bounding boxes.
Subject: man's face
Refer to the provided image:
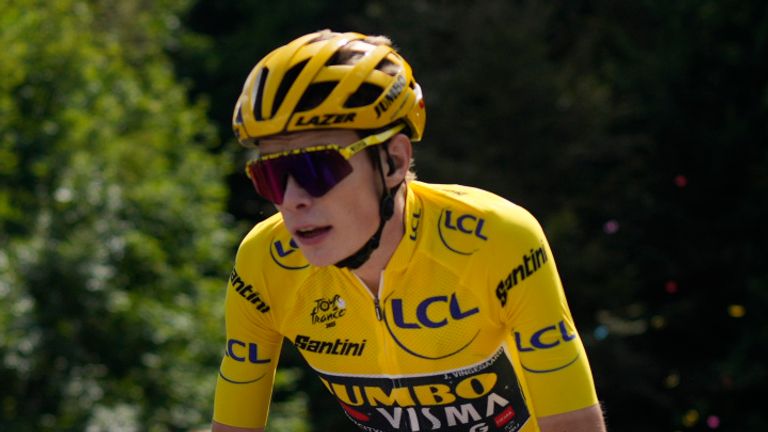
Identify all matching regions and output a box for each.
[259,129,382,266]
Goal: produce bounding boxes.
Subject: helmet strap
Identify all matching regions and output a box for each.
[334,148,399,269]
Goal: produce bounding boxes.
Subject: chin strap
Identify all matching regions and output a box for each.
[334,152,399,270]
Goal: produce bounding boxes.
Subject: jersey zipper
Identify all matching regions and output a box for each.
[373,297,383,321]
[349,271,386,322]
[351,271,401,409]
[374,272,386,321]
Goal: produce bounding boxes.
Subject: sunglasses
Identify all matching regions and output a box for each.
[245,124,405,204]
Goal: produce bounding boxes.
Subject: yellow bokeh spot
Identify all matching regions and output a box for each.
[664,373,680,388]
[651,315,666,329]
[683,409,700,427]
[728,305,746,318]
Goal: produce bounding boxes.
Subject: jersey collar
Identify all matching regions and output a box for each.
[386,182,424,273]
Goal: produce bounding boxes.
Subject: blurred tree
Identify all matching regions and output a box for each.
[570,1,768,430]
[0,0,247,430]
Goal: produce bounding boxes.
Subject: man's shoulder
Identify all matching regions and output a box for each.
[238,212,283,255]
[236,212,312,274]
[411,181,541,233]
[406,182,546,266]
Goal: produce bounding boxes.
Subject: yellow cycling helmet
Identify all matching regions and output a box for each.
[233,30,426,146]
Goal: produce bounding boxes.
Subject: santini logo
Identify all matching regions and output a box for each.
[495,245,549,307]
[294,335,366,357]
[230,269,270,312]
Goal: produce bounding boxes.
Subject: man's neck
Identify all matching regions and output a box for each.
[352,187,406,295]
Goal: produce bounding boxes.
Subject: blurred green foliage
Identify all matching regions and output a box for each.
[1,0,766,431]
[0,0,239,430]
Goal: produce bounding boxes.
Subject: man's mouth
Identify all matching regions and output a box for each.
[295,226,332,239]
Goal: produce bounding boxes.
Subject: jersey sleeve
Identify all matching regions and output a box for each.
[213,243,284,429]
[490,206,598,417]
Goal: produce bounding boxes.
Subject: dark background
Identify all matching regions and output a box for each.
[1,0,766,431]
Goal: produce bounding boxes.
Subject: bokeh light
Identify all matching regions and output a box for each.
[728,305,746,318]
[674,174,688,188]
[665,280,678,294]
[683,409,700,427]
[603,219,620,234]
[663,372,680,389]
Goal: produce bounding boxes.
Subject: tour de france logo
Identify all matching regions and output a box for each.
[311,294,347,328]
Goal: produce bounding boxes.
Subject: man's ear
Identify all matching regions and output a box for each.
[383,133,412,188]
[385,154,396,176]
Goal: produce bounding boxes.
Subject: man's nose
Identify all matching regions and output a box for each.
[279,175,312,209]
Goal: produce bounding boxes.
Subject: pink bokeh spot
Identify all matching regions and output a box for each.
[603,219,620,234]
[665,280,678,294]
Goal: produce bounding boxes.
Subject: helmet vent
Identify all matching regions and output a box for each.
[345,83,384,108]
[273,59,309,118]
[296,82,337,112]
[374,58,399,75]
[325,52,346,66]
[252,67,269,121]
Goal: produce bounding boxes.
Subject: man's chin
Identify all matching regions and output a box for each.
[302,250,342,268]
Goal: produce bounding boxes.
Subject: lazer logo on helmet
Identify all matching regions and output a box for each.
[315,347,530,431]
[230,269,271,312]
[375,74,407,118]
[293,113,356,127]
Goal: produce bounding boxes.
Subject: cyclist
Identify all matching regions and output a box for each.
[212,30,606,432]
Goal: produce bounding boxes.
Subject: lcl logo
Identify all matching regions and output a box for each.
[269,236,309,270]
[384,293,481,360]
[391,293,479,329]
[443,211,488,240]
[514,321,581,374]
[514,320,576,352]
[438,209,489,255]
[226,339,270,364]
[273,238,299,257]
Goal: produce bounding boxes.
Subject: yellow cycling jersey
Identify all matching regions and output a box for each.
[213,181,598,431]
